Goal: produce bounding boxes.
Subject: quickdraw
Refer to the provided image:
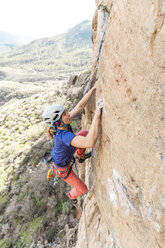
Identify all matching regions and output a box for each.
[47,169,55,180]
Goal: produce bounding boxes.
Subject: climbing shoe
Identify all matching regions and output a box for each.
[71,199,78,205]
[78,152,92,163]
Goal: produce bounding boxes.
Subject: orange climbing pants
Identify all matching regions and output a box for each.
[53,130,88,199]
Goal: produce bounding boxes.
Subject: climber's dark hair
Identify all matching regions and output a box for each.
[47,126,56,140]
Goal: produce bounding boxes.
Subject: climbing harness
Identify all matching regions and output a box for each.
[43,152,77,186]
[82,194,88,248]
[53,156,76,180]
[43,151,91,186]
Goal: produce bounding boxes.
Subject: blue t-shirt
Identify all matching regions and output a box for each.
[52,125,76,167]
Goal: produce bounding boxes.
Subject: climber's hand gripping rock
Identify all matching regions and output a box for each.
[96,99,104,117]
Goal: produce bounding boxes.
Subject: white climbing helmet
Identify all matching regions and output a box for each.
[42,104,65,126]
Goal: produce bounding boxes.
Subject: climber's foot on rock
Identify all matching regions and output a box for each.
[71,198,78,205]
[78,152,92,163]
[80,193,88,208]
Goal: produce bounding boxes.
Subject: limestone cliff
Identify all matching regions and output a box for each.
[76,1,165,247]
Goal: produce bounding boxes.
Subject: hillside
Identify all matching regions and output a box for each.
[0,20,92,74]
[0,44,15,54]
[0,71,91,247]
[0,19,93,248]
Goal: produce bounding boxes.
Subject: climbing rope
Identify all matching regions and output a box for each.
[84,5,112,96]
[81,10,112,247]
[82,194,88,248]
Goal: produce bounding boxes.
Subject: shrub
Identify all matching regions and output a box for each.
[61,201,72,215]
[45,227,57,242]
[12,172,20,181]
[0,233,4,240]
[31,155,40,167]
[26,124,44,141]
[0,194,8,214]
[16,216,43,247]
[0,239,12,248]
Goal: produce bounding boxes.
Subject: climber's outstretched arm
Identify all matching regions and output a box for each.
[71,99,103,148]
[69,82,97,118]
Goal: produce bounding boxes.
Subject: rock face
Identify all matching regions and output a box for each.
[76,1,165,248]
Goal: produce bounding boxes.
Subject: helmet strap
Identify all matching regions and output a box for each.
[52,117,68,128]
[59,118,68,128]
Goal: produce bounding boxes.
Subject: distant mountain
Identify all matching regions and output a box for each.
[0,44,15,54]
[0,31,20,53]
[0,20,93,74]
[0,31,21,45]
[0,31,35,53]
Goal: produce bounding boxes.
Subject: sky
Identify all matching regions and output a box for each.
[0,0,96,39]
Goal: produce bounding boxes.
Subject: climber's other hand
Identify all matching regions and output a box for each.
[97,99,104,109]
[96,99,104,117]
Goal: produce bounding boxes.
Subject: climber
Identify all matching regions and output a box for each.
[42,82,103,200]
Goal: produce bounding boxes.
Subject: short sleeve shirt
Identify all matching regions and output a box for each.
[52,125,76,167]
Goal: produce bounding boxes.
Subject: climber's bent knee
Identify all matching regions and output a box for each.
[81,184,88,195]
[62,166,88,199]
[68,185,88,199]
